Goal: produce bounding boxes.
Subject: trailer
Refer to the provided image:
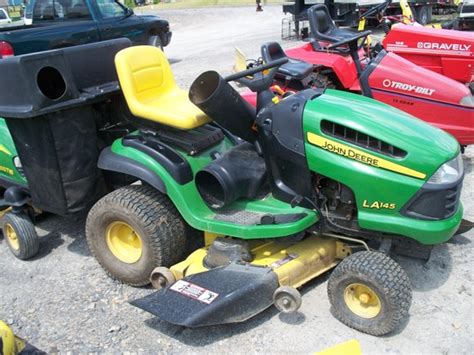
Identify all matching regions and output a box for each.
[282,0,458,34]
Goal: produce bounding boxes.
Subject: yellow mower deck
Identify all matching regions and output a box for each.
[170,233,351,289]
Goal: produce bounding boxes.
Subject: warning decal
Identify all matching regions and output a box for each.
[170,280,219,304]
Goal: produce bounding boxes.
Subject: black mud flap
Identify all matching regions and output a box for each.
[131,263,279,327]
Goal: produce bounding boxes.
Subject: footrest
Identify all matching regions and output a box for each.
[214,210,308,226]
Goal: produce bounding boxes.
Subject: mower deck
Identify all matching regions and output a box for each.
[131,234,351,327]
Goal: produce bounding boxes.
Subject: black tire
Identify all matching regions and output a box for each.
[148,34,163,51]
[309,72,336,90]
[85,184,194,286]
[328,251,412,336]
[416,6,432,26]
[1,212,39,260]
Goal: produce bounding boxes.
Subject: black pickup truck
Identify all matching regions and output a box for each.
[0,0,171,57]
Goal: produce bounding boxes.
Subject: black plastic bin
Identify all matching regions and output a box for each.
[0,39,132,216]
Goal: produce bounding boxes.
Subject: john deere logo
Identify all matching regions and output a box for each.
[307,133,426,179]
[321,140,380,167]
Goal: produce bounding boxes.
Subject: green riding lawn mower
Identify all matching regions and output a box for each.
[0,39,471,336]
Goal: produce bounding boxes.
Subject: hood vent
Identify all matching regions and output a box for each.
[321,120,407,158]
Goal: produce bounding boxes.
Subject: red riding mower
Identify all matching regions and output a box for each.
[242,4,473,146]
[356,0,474,86]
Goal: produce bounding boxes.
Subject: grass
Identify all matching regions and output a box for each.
[142,0,282,10]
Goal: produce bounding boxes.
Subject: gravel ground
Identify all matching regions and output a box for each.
[0,5,473,354]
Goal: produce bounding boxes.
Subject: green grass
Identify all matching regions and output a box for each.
[143,0,282,10]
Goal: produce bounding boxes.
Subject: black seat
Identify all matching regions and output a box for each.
[308,5,358,48]
[261,42,313,80]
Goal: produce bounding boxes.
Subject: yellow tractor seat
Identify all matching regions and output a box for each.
[115,46,210,130]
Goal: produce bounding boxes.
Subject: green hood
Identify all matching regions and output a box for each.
[303,89,459,179]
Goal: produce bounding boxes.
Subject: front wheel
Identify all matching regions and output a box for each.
[327,251,412,336]
[85,184,191,286]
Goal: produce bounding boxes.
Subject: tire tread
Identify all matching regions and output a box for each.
[85,184,189,286]
[2,212,39,260]
[328,251,412,336]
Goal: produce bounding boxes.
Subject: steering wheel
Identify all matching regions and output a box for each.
[327,30,372,51]
[225,57,289,93]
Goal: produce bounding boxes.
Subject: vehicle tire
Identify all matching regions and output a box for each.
[1,212,39,260]
[416,6,432,25]
[309,72,336,90]
[85,184,192,286]
[327,251,412,336]
[149,35,163,51]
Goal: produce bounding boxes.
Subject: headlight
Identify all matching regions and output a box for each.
[427,153,463,184]
[12,156,25,178]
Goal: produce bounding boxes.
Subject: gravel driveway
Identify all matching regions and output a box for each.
[0,5,472,354]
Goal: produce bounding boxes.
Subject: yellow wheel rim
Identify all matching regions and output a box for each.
[105,221,143,264]
[5,223,20,251]
[344,283,382,319]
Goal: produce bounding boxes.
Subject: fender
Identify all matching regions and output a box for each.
[98,147,167,194]
[101,137,317,239]
[285,43,359,89]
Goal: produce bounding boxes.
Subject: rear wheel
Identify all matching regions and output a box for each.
[86,184,191,286]
[416,5,432,25]
[328,251,412,336]
[2,212,39,260]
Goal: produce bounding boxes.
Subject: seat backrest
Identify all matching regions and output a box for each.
[261,42,287,63]
[115,46,177,111]
[308,5,337,40]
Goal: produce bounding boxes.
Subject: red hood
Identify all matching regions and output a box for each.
[369,52,472,106]
[383,24,474,58]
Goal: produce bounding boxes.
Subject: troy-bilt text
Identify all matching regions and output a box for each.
[382,79,435,96]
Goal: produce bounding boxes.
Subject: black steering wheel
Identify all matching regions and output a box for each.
[327,30,372,51]
[225,57,289,93]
